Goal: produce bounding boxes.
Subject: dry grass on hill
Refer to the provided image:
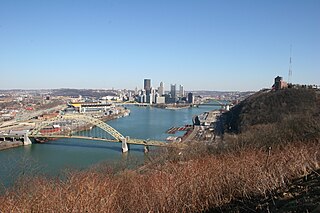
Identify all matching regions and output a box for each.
[0,141,319,212]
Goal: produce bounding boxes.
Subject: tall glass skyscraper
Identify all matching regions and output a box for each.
[170,84,176,99]
[144,79,151,95]
[179,85,184,97]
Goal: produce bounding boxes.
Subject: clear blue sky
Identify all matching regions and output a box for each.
[0,0,319,91]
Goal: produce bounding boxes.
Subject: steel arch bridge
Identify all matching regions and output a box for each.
[29,114,125,141]
[28,114,171,152]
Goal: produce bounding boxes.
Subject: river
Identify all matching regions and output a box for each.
[0,105,219,188]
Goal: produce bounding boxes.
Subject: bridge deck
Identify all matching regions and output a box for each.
[29,135,169,147]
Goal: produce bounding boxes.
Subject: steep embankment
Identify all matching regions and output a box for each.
[214,88,320,212]
[210,168,320,212]
[224,88,319,133]
[222,88,320,150]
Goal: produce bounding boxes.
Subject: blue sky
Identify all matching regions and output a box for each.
[0,0,319,91]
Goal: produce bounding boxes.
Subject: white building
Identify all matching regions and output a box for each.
[158,82,164,96]
[156,96,165,104]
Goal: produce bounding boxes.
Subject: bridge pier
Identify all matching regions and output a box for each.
[121,136,129,153]
[144,145,149,153]
[23,134,32,146]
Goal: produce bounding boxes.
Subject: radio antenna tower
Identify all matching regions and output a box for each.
[288,45,292,84]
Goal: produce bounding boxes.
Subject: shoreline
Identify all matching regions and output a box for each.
[0,141,24,151]
[152,104,195,110]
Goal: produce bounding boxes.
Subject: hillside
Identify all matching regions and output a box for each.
[224,88,319,133]
[210,168,320,212]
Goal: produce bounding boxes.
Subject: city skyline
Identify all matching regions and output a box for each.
[0,0,319,91]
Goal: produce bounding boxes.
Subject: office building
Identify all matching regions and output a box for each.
[156,96,165,104]
[158,82,164,96]
[188,92,194,104]
[144,79,151,95]
[179,85,184,97]
[170,84,176,99]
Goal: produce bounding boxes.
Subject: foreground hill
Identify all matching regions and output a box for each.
[224,88,319,133]
[211,168,320,212]
[221,88,320,151]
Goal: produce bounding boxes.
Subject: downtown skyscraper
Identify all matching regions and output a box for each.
[158,82,164,96]
[144,79,151,95]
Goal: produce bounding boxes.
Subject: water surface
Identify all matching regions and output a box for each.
[0,105,218,187]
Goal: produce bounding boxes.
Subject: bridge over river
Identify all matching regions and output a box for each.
[21,114,176,152]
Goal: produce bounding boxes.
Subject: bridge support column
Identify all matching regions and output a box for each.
[122,136,129,153]
[23,134,32,146]
[144,145,149,153]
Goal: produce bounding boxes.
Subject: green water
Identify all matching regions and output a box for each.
[0,105,218,187]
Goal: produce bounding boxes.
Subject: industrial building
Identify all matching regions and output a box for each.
[68,102,114,113]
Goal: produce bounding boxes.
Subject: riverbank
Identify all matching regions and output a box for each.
[152,103,194,110]
[0,141,23,151]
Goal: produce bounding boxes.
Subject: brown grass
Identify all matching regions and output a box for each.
[0,141,319,212]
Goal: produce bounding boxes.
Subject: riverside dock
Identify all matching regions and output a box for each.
[166,125,193,134]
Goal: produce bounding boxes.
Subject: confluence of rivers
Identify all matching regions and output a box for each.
[0,105,218,188]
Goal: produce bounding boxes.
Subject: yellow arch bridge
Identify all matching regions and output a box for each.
[28,114,173,153]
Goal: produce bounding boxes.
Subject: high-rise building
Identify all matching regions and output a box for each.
[170,84,176,99]
[150,88,156,104]
[158,82,164,96]
[144,79,151,95]
[188,92,194,104]
[179,85,184,97]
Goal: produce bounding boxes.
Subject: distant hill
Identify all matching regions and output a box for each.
[52,89,117,97]
[224,88,320,133]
